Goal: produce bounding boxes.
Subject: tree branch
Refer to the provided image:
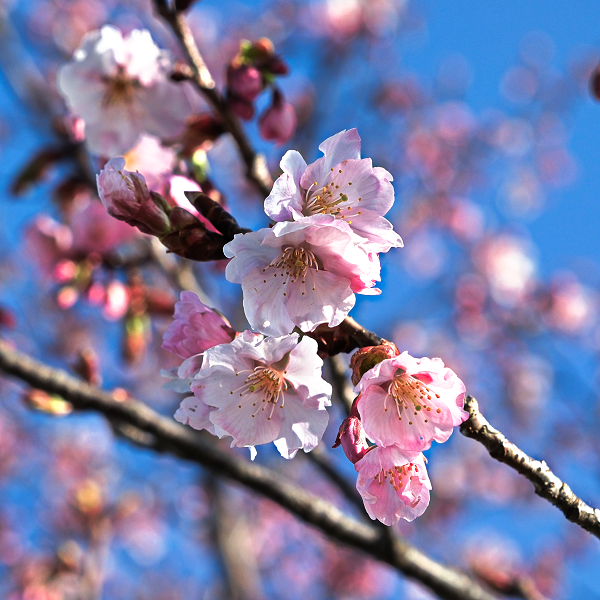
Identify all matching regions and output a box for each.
[460,395,600,540]
[0,340,498,600]
[153,0,273,198]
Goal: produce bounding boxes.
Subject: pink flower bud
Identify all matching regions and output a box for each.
[349,340,400,386]
[227,64,263,102]
[96,158,171,236]
[258,89,296,145]
[333,413,370,464]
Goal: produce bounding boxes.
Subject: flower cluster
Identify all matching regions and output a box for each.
[225,128,402,335]
[335,343,468,525]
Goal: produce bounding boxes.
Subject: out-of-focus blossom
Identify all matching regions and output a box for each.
[25,215,73,273]
[265,129,403,253]
[258,89,297,145]
[162,291,236,359]
[97,157,171,236]
[356,351,467,451]
[542,275,595,334]
[70,197,137,254]
[123,134,177,189]
[506,353,552,416]
[354,445,431,525]
[475,235,536,307]
[189,331,331,458]
[102,280,130,321]
[57,25,193,156]
[224,216,381,336]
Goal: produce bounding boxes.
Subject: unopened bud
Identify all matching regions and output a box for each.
[349,339,399,386]
[227,64,263,102]
[96,158,171,236]
[332,400,370,464]
[258,89,296,145]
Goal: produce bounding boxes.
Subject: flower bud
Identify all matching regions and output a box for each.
[332,400,370,464]
[227,64,263,102]
[349,339,399,386]
[96,158,171,236]
[258,89,296,145]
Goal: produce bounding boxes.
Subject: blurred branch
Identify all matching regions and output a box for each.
[327,354,355,413]
[152,0,273,198]
[0,340,498,600]
[460,396,600,540]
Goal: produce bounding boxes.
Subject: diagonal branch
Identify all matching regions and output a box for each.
[460,395,600,540]
[0,340,497,600]
[153,0,273,198]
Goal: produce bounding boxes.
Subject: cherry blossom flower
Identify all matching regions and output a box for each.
[189,331,331,459]
[162,291,236,359]
[175,396,216,435]
[224,215,381,336]
[264,129,403,253]
[57,25,193,156]
[355,445,431,525]
[356,351,467,451]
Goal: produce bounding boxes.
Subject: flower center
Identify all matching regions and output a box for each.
[102,66,139,107]
[262,246,320,297]
[385,369,442,425]
[374,463,420,494]
[230,366,288,420]
[302,169,363,224]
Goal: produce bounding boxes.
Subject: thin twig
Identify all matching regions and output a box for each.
[0,340,498,600]
[460,395,600,540]
[153,0,273,198]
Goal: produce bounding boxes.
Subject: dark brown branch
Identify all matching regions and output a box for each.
[153,0,273,198]
[460,395,600,540]
[0,340,497,600]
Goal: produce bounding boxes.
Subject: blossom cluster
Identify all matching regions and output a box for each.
[225,128,403,335]
[334,343,468,525]
[72,22,465,526]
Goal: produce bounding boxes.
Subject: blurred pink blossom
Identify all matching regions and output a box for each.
[57,25,193,156]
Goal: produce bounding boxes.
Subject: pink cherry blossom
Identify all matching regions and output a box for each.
[264,129,403,253]
[57,25,193,156]
[174,396,216,435]
[356,351,467,451]
[224,215,381,336]
[189,331,331,459]
[162,291,236,359]
[355,445,431,525]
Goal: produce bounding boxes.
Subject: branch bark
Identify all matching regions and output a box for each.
[460,395,600,540]
[0,340,497,600]
[153,0,273,198]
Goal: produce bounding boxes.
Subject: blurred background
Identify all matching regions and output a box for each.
[1,0,600,598]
